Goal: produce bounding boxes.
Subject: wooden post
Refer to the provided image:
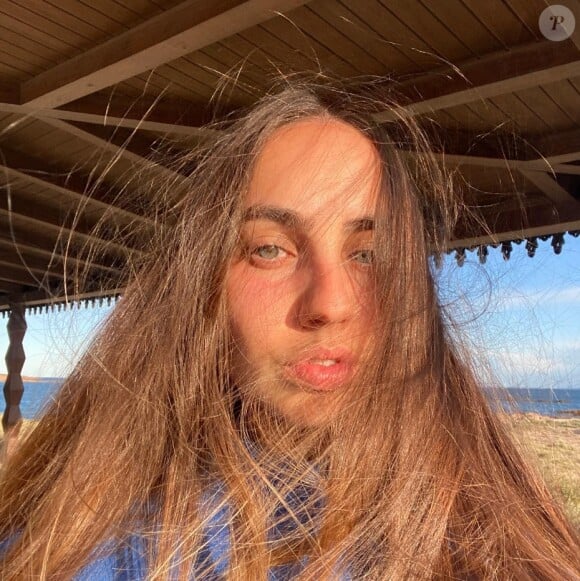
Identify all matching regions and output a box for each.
[2,304,26,460]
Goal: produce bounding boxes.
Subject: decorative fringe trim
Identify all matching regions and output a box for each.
[0,294,122,318]
[451,230,579,267]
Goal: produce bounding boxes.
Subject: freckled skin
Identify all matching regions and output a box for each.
[226,118,381,426]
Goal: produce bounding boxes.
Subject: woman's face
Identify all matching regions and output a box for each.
[226,118,380,426]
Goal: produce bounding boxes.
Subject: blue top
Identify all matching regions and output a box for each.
[73,479,348,580]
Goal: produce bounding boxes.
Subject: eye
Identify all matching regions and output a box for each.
[250,244,289,263]
[350,249,374,265]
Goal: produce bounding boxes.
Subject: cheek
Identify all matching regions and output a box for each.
[226,267,293,350]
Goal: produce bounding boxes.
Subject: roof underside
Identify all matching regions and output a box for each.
[1,0,579,311]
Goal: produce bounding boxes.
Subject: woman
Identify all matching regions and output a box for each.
[0,84,578,579]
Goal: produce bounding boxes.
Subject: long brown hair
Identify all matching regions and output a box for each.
[0,82,578,579]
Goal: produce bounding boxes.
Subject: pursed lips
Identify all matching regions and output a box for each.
[283,346,355,390]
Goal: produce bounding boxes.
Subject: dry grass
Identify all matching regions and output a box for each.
[507,413,580,528]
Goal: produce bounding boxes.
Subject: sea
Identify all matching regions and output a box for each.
[0,382,579,420]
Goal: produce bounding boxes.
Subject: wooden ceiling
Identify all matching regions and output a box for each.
[1,0,579,312]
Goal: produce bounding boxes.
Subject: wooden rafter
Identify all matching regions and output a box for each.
[0,235,119,277]
[520,170,578,208]
[0,147,156,229]
[530,127,580,165]
[35,117,191,197]
[0,199,140,260]
[0,219,125,276]
[373,40,580,122]
[450,201,580,249]
[19,0,311,109]
[0,286,124,313]
[0,261,63,287]
[0,96,219,137]
[0,280,27,295]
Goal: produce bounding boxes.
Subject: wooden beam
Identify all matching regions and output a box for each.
[0,257,65,281]
[0,262,63,287]
[530,127,580,165]
[373,39,580,122]
[0,286,124,314]
[36,117,191,197]
[19,0,310,108]
[450,199,580,249]
[0,246,91,280]
[0,196,142,259]
[401,149,580,177]
[0,147,156,229]
[0,95,220,137]
[0,218,125,275]
[0,236,119,276]
[520,170,578,208]
[0,281,27,295]
[0,86,18,104]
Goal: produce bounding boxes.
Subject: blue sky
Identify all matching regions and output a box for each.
[1,236,579,388]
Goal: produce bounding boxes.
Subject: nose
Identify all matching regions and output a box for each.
[296,257,357,329]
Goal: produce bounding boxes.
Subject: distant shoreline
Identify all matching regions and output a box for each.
[0,374,62,383]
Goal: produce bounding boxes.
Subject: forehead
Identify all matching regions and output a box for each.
[245,118,380,217]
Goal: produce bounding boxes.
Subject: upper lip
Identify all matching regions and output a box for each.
[287,346,354,365]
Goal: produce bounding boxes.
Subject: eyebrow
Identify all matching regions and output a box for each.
[241,204,374,233]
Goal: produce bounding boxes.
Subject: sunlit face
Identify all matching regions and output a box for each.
[226,118,381,426]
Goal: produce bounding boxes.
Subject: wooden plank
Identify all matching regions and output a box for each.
[488,93,552,134]
[183,48,267,92]
[0,285,124,312]
[259,12,359,76]
[0,251,66,280]
[307,0,418,73]
[10,0,120,40]
[0,185,144,255]
[531,127,580,164]
[0,92,220,135]
[0,11,76,54]
[219,34,284,74]
[0,261,60,286]
[0,39,56,75]
[342,0,435,70]
[282,5,386,74]
[0,147,155,228]
[418,0,503,56]
[0,235,118,275]
[459,0,534,48]
[0,23,65,63]
[514,86,576,132]
[449,203,580,248]
[502,0,545,40]
[541,79,580,125]
[239,23,326,73]
[383,0,471,63]
[437,104,488,131]
[20,0,312,108]
[0,1,92,47]
[56,0,140,29]
[373,39,580,122]
[520,169,578,207]
[29,117,191,196]
[161,59,257,105]
[0,86,19,105]
[0,280,28,295]
[0,205,137,259]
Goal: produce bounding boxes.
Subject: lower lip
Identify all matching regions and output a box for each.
[284,360,352,391]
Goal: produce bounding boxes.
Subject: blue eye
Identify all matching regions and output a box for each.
[352,249,374,264]
[252,245,285,261]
